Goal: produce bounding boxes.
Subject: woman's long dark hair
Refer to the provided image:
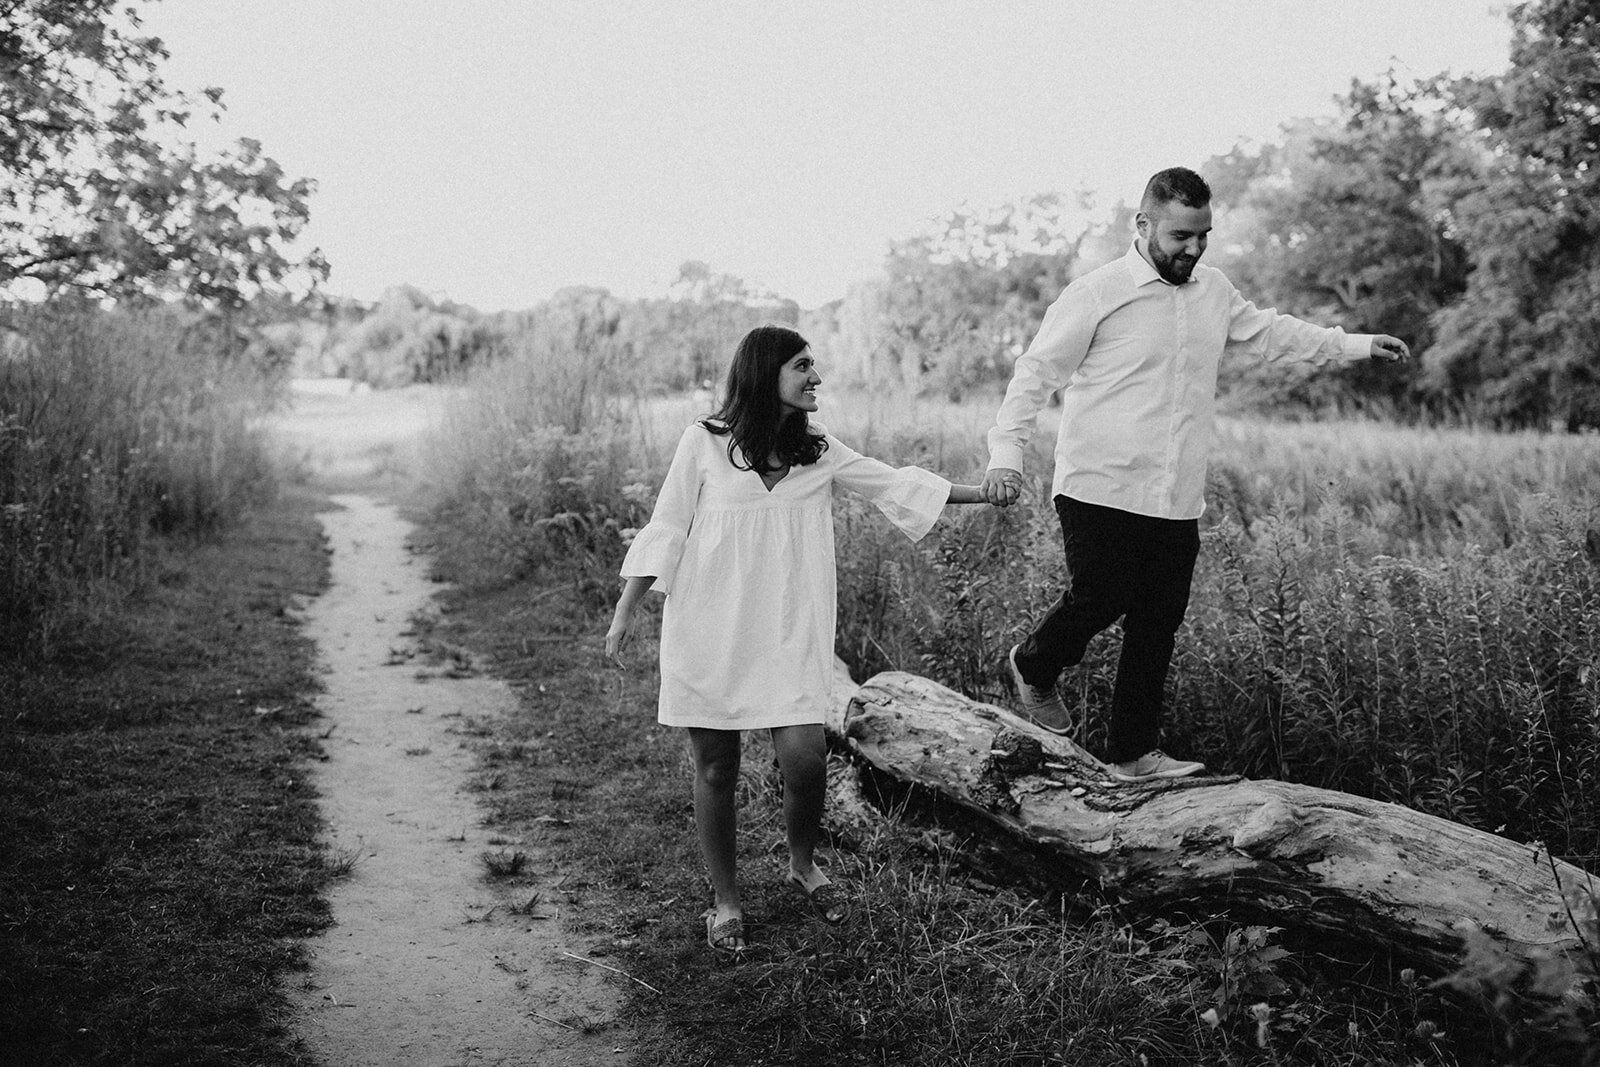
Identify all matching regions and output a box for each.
[703,324,827,472]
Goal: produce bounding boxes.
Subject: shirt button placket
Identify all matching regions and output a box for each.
[1165,287,1186,507]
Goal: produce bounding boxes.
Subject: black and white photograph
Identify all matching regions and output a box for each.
[3,2,1596,1064]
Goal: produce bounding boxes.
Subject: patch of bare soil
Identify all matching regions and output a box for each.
[270,383,626,1065]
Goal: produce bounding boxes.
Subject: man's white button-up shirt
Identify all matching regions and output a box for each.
[986,241,1374,519]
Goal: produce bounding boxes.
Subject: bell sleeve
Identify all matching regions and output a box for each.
[826,431,950,542]
[620,424,704,594]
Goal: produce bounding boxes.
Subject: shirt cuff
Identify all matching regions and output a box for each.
[987,442,1027,474]
[1341,334,1375,361]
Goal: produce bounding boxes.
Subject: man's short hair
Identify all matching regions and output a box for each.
[1141,167,1211,211]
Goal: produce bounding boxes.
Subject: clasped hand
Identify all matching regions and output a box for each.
[981,468,1023,507]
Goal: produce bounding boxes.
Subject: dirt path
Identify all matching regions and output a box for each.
[272,383,626,1065]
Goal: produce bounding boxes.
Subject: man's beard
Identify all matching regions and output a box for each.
[1150,244,1198,284]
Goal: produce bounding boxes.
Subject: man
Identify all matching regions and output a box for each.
[981,166,1409,783]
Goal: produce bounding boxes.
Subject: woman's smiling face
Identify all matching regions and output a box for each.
[777,347,820,414]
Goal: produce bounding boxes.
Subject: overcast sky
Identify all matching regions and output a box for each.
[142,1,1514,312]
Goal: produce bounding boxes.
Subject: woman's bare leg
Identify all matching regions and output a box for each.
[769,724,827,883]
[687,728,743,928]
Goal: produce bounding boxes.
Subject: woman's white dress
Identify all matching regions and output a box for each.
[620,421,950,730]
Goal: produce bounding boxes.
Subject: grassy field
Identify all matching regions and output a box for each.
[422,368,1600,863]
[825,410,1600,867]
[412,352,1600,1065]
[1,305,339,1065]
[0,486,335,1065]
[416,547,1495,1065]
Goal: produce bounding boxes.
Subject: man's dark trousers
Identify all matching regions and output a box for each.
[1012,495,1201,764]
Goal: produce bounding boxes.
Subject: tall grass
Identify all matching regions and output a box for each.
[0,302,274,653]
[419,323,661,604]
[426,345,1600,865]
[825,412,1600,868]
[425,341,1600,1062]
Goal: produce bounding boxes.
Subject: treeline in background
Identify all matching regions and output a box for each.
[274,2,1598,431]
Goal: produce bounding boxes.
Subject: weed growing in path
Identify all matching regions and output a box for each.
[483,849,531,878]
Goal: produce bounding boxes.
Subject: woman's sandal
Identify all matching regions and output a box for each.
[785,871,848,925]
[703,908,749,956]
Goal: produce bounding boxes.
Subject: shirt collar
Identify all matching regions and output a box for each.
[1125,239,1180,288]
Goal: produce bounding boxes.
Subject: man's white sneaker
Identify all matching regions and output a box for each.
[1007,644,1072,736]
[1110,750,1206,783]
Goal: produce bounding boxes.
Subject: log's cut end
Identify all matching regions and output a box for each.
[827,669,1595,978]
[828,656,861,737]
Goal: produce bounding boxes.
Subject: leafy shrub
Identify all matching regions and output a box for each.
[1177,491,1600,861]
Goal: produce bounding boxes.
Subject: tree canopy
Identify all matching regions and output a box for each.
[1204,79,1475,415]
[880,193,1103,399]
[0,0,326,308]
[1426,0,1600,429]
[1205,0,1600,427]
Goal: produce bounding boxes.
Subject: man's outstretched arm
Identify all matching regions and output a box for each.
[1225,282,1413,369]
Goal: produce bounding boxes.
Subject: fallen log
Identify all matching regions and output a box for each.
[825,669,1595,977]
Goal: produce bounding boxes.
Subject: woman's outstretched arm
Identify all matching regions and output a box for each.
[946,483,988,505]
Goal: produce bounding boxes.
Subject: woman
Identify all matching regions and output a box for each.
[606,324,986,955]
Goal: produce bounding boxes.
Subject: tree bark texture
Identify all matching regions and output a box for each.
[826,669,1594,977]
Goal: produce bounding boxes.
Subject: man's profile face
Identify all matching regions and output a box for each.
[1138,200,1211,284]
